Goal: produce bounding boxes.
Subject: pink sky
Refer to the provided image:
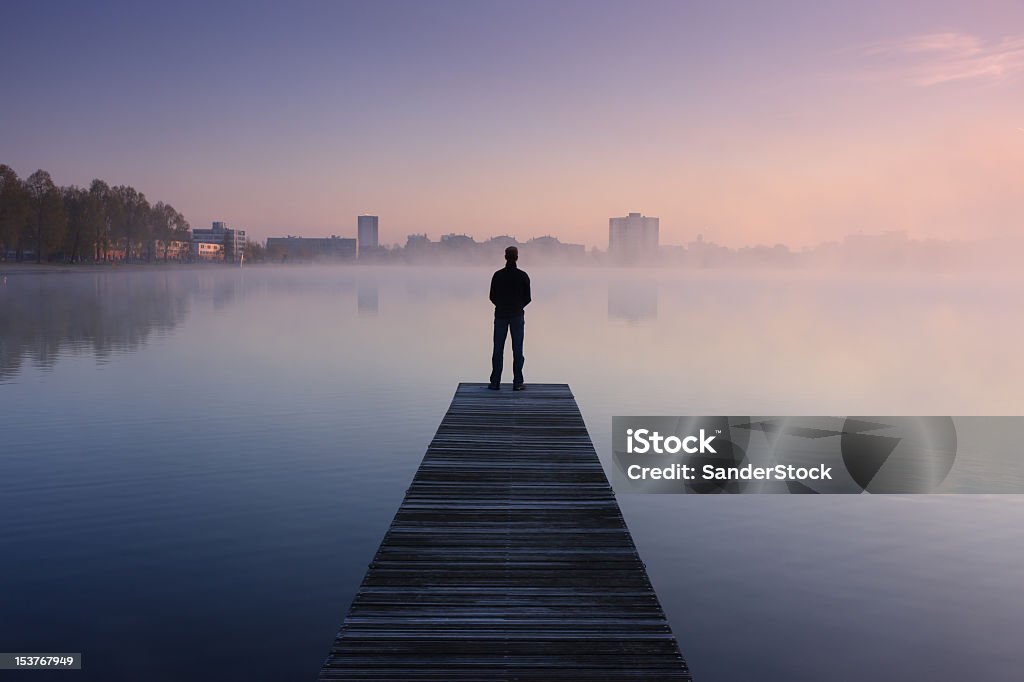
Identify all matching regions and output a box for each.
[4,2,1023,248]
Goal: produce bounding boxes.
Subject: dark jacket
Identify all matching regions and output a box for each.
[489,262,531,318]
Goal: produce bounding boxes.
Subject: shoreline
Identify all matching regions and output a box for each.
[0,261,239,275]
[0,260,1016,278]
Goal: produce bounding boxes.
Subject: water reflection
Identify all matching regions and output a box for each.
[2,265,1023,681]
[357,284,379,316]
[607,280,658,321]
[0,272,191,381]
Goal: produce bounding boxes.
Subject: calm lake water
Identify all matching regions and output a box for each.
[2,265,1022,681]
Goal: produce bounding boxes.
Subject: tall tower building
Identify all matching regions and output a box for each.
[358,215,379,257]
[609,212,659,264]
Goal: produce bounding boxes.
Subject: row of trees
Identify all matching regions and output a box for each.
[0,164,190,263]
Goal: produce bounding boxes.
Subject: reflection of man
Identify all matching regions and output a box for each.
[488,246,531,391]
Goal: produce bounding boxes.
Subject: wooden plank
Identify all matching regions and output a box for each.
[319,383,692,681]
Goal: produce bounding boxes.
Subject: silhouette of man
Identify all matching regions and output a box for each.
[488,246,531,390]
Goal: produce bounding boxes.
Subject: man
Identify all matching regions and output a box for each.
[488,246,531,390]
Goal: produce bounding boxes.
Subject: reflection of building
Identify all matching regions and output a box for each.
[358,215,379,257]
[192,221,246,263]
[266,236,356,261]
[358,284,379,315]
[609,212,659,264]
[607,281,658,321]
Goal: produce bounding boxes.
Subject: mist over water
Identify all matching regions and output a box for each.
[2,265,1022,681]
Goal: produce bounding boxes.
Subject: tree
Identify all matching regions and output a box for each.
[111,185,149,262]
[170,207,190,254]
[246,239,265,262]
[148,201,168,260]
[0,165,29,259]
[88,180,114,261]
[164,203,190,259]
[2,166,190,264]
[62,186,98,263]
[25,170,65,263]
[147,201,190,260]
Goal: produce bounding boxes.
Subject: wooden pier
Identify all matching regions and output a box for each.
[319,383,691,681]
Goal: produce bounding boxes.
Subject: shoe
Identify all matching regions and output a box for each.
[487,382,500,390]
[513,384,525,391]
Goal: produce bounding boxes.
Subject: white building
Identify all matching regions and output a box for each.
[609,212,659,264]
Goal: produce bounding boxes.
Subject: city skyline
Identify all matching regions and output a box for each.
[3,1,1023,248]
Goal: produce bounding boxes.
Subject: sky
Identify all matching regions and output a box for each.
[2,0,1022,248]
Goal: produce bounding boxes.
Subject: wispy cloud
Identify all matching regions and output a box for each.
[862,32,1024,86]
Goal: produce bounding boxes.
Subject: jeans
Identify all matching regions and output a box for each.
[490,314,525,386]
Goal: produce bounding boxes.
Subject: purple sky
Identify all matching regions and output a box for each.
[3,0,1022,247]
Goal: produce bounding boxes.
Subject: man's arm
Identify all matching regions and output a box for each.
[489,273,497,305]
[522,272,531,308]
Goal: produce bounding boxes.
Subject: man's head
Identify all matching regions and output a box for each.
[505,246,518,263]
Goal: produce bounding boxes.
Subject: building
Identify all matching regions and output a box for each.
[483,235,519,260]
[192,221,246,263]
[151,239,190,261]
[401,234,437,263]
[405,233,432,249]
[265,235,356,262]
[195,242,224,260]
[609,212,659,264]
[524,236,586,262]
[486,235,519,249]
[440,233,477,250]
[357,215,379,257]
